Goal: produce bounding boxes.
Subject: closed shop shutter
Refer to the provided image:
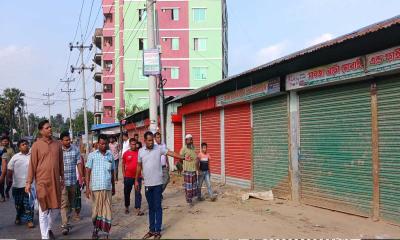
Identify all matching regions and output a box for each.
[299,81,373,216]
[174,123,183,153]
[174,123,183,163]
[253,95,290,199]
[377,77,400,224]
[201,109,221,175]
[225,104,252,187]
[185,113,201,149]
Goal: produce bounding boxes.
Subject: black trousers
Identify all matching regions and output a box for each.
[123,177,142,209]
[0,179,11,198]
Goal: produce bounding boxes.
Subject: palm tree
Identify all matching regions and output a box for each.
[0,88,25,135]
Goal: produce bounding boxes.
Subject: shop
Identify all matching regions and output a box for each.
[286,45,400,222]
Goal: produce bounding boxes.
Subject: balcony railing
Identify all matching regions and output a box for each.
[93,72,102,83]
[94,53,102,66]
[93,28,103,49]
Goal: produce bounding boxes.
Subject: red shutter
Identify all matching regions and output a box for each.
[185,113,201,149]
[174,123,183,163]
[225,104,252,180]
[201,109,221,175]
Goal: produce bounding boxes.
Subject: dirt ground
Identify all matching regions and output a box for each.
[111,173,400,239]
[1,172,399,239]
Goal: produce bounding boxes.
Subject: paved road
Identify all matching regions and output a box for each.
[0,193,95,239]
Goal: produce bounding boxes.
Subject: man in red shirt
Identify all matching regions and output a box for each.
[122,138,144,215]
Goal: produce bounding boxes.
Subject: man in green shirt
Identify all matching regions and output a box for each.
[0,136,15,201]
[179,134,198,206]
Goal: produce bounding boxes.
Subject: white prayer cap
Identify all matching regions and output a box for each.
[185,134,193,139]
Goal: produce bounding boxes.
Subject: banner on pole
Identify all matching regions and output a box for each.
[143,49,161,76]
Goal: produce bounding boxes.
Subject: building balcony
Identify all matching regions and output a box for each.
[94,91,102,100]
[93,72,102,83]
[93,28,103,50]
[94,110,103,116]
[94,53,102,66]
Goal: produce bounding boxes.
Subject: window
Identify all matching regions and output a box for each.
[104,60,113,71]
[104,37,113,47]
[171,38,179,50]
[139,9,147,21]
[171,67,179,79]
[104,106,113,118]
[103,84,113,93]
[194,38,207,51]
[139,38,147,50]
[138,67,147,81]
[193,67,207,80]
[104,13,113,23]
[172,8,179,21]
[193,8,206,22]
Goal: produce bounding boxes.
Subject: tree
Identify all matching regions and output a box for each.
[0,88,25,139]
[72,108,94,134]
[50,114,68,134]
[123,104,144,119]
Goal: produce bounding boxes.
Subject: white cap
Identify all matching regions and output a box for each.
[185,134,193,139]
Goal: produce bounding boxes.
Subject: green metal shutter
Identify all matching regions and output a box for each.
[253,95,290,199]
[299,81,373,216]
[377,77,400,224]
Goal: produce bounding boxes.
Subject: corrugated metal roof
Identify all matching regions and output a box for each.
[171,15,400,103]
[91,122,120,131]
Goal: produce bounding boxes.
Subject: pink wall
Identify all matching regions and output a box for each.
[119,0,125,110]
[164,89,191,97]
[157,1,190,94]
[160,59,189,88]
[103,0,114,6]
[156,1,189,29]
[101,1,115,124]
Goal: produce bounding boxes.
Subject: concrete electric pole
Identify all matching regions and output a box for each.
[43,89,55,124]
[25,103,31,136]
[61,78,76,138]
[70,42,94,158]
[146,0,158,134]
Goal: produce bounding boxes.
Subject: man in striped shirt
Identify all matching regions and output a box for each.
[60,131,83,235]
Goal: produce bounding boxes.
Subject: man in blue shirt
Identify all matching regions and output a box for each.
[60,131,83,235]
[86,134,115,239]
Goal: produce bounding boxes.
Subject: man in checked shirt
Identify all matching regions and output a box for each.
[59,131,84,235]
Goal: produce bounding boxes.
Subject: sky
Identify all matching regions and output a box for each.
[0,0,399,119]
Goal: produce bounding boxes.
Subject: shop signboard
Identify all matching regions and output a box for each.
[216,78,280,107]
[286,57,365,90]
[286,46,400,91]
[367,46,400,74]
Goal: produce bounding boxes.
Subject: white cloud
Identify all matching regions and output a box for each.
[306,33,334,47]
[255,41,289,65]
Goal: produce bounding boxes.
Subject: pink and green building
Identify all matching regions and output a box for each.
[93,0,227,124]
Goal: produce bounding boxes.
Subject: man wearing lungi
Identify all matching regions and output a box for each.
[179,134,198,206]
[86,134,115,239]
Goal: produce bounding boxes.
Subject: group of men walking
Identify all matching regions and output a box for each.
[1,118,217,239]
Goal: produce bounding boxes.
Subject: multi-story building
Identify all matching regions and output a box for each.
[93,0,227,123]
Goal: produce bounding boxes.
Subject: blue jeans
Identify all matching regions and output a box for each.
[124,177,142,209]
[145,185,163,233]
[197,170,213,198]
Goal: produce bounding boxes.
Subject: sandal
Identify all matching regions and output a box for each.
[137,210,144,216]
[142,231,154,239]
[154,232,162,239]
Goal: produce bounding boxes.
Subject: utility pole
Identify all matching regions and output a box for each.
[43,89,55,124]
[70,42,94,158]
[146,0,158,134]
[154,9,166,144]
[26,103,31,136]
[61,78,76,138]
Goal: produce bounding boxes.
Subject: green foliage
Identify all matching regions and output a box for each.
[72,108,94,134]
